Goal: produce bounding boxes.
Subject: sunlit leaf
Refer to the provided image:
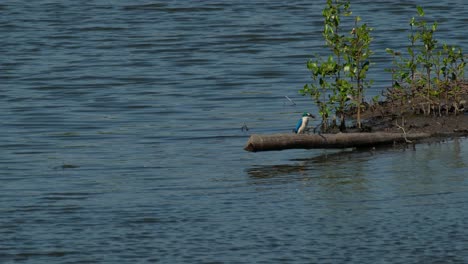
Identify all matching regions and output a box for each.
[416,6,424,16]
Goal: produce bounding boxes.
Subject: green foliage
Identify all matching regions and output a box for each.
[301,0,373,131]
[300,55,337,130]
[300,4,465,129]
[385,6,466,116]
[345,16,373,128]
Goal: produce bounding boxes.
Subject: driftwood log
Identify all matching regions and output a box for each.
[244,132,432,152]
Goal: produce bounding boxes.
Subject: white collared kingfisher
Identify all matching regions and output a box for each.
[294,112,315,134]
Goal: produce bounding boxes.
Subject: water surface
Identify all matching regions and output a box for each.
[1,1,468,263]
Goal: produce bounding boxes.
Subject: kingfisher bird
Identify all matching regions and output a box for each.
[294,112,315,134]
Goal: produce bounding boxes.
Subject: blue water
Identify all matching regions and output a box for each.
[1,1,468,263]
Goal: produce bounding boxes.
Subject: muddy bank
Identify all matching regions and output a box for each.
[359,114,468,135]
[348,81,468,136]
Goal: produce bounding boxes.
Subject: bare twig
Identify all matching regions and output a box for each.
[395,120,412,143]
[284,96,296,106]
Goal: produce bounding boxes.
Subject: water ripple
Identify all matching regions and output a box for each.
[1,1,468,263]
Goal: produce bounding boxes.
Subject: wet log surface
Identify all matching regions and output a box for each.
[244,132,433,152]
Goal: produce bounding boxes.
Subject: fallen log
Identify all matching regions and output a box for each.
[244,132,432,152]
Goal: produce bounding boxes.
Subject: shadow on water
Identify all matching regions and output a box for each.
[244,147,400,202]
[246,138,468,194]
[246,148,377,188]
[247,145,392,179]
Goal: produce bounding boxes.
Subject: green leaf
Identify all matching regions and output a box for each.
[359,70,366,79]
[307,60,318,71]
[416,6,424,17]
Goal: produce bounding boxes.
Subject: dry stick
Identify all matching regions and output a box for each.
[285,96,296,106]
[395,120,412,143]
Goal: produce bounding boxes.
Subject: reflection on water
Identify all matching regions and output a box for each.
[244,139,468,263]
[247,139,468,201]
[248,147,383,181]
[448,137,466,168]
[248,138,467,184]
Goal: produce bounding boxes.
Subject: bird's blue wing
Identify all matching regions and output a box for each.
[294,118,302,133]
